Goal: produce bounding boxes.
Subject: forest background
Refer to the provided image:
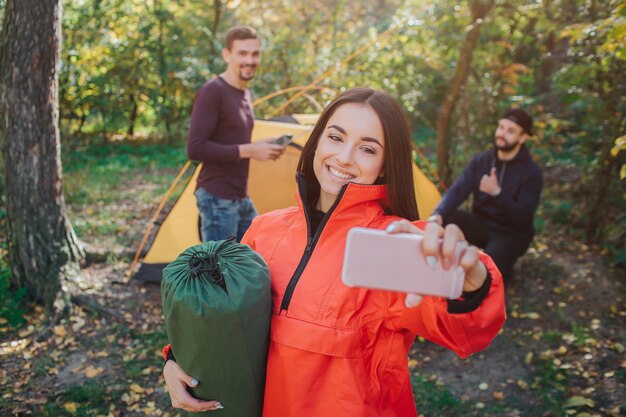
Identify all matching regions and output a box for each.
[29,0,626,250]
[0,0,625,416]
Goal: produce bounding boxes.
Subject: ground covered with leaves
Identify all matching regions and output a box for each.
[1,160,624,417]
[2,231,624,417]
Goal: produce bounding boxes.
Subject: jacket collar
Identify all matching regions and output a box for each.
[295,172,389,215]
[492,143,531,164]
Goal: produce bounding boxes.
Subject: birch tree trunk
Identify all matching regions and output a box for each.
[0,0,84,313]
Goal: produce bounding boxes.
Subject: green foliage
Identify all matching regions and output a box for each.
[51,0,625,265]
[0,250,26,328]
[62,139,186,205]
[411,373,463,415]
[545,200,573,225]
[571,322,589,346]
[531,358,567,414]
[60,0,218,139]
[44,381,111,416]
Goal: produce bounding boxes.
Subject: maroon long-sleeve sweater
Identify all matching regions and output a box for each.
[186,76,254,199]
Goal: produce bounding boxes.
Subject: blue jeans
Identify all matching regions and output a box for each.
[195,188,258,243]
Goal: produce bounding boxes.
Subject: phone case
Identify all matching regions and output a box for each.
[341,227,466,299]
[274,134,294,145]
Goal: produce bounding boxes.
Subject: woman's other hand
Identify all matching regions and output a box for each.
[163,360,223,412]
[385,219,488,308]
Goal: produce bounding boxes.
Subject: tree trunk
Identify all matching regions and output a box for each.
[539,31,569,113]
[0,0,84,314]
[435,0,494,184]
[207,0,222,59]
[585,58,625,244]
[585,146,616,244]
[212,0,222,36]
[127,92,138,137]
[155,0,172,139]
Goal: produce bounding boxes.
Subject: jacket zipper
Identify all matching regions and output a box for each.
[279,179,349,313]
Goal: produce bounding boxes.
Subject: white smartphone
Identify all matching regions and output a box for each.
[341,227,466,299]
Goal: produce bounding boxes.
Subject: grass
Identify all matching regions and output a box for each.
[122,329,168,379]
[33,357,55,378]
[0,250,27,328]
[43,381,111,417]
[61,138,190,249]
[411,373,463,416]
[412,373,532,417]
[571,322,589,346]
[531,358,567,415]
[541,330,562,345]
[62,140,188,206]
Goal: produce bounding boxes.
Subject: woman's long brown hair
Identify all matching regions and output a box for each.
[297,88,419,221]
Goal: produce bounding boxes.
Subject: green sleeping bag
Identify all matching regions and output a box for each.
[161,238,271,417]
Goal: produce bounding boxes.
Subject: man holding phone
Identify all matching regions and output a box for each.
[187,25,287,242]
[428,108,543,282]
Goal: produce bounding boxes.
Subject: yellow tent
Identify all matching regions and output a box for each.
[132,118,441,282]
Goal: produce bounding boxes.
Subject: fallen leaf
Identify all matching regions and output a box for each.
[25,398,47,405]
[72,317,86,332]
[492,391,505,400]
[525,352,533,364]
[130,383,145,394]
[0,338,30,355]
[121,393,132,405]
[563,396,595,408]
[54,325,67,337]
[64,402,78,413]
[141,366,158,375]
[84,366,103,378]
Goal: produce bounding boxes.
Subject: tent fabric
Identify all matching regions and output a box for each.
[161,238,271,416]
[133,118,441,282]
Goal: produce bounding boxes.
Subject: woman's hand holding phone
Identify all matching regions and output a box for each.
[384,219,487,308]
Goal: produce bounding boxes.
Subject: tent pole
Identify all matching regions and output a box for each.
[126,160,193,282]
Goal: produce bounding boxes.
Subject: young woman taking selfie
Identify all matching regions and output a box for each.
[162,88,506,417]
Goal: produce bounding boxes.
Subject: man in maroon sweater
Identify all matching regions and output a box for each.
[187,26,286,242]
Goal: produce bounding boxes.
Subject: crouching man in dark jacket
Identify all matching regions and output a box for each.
[429,108,543,283]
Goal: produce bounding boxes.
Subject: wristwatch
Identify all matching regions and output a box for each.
[491,187,502,197]
[427,214,442,224]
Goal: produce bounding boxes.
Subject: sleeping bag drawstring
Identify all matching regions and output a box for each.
[187,236,235,291]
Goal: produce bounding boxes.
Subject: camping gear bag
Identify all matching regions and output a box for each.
[161,238,271,417]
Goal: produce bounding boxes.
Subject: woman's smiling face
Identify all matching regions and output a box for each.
[313,103,385,212]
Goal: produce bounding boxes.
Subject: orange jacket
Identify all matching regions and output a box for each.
[241,180,506,417]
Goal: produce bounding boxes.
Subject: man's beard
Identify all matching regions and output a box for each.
[494,136,520,152]
[239,65,257,81]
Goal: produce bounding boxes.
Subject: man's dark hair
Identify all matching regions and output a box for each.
[503,108,533,135]
[225,26,258,50]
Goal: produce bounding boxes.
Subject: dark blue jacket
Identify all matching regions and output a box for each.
[434,145,543,244]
